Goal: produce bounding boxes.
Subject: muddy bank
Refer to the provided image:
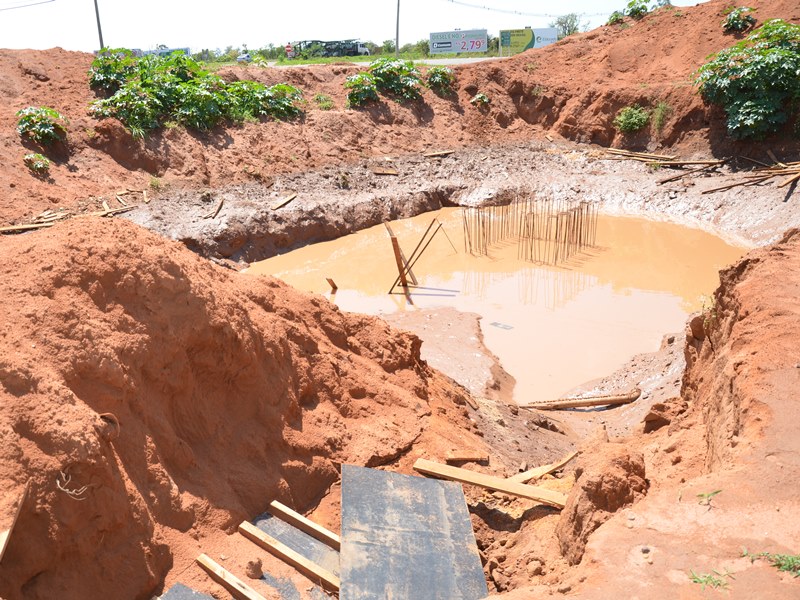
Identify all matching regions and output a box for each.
[125,141,800,262]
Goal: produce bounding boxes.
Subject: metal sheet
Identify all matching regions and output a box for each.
[340,464,487,600]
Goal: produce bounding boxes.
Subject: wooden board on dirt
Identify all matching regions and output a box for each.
[196,553,268,600]
[271,194,297,211]
[413,458,567,508]
[423,150,455,158]
[340,464,487,600]
[370,167,399,176]
[267,500,341,551]
[521,388,641,411]
[0,481,29,563]
[508,451,578,484]
[238,521,340,592]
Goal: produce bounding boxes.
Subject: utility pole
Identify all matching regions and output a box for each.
[93,0,104,49]
[395,0,400,57]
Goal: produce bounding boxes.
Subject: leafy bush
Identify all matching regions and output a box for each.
[23,152,50,175]
[88,49,303,137]
[607,11,625,25]
[313,93,334,110]
[470,92,490,107]
[613,104,650,132]
[626,0,651,20]
[426,66,456,95]
[723,7,756,32]
[368,58,422,101]
[88,48,139,93]
[16,106,68,145]
[344,73,379,107]
[695,19,800,140]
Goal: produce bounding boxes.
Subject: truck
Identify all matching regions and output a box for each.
[286,40,370,59]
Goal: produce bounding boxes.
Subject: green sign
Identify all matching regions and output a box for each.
[499,28,558,55]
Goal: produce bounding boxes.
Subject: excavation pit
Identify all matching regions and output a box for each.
[247,207,745,405]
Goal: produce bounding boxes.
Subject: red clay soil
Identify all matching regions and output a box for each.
[0,0,797,226]
[0,217,535,599]
[1,1,800,598]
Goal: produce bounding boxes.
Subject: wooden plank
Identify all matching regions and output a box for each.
[413,458,567,508]
[606,148,677,161]
[545,134,554,142]
[0,222,55,233]
[116,195,128,207]
[143,189,149,204]
[0,481,30,563]
[657,163,717,185]
[195,553,267,600]
[267,500,340,551]
[203,198,224,219]
[445,452,489,464]
[270,193,297,211]
[325,278,338,291]
[102,200,110,212]
[648,160,725,167]
[508,451,578,483]
[464,395,479,410]
[521,388,641,410]
[423,150,454,158]
[370,167,399,176]
[778,171,800,188]
[701,176,772,194]
[238,521,340,592]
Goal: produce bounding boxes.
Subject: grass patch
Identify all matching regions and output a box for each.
[743,549,800,577]
[653,101,673,132]
[613,104,650,132]
[689,569,734,590]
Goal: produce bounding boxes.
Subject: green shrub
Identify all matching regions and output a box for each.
[613,104,650,132]
[16,106,68,145]
[426,66,456,95]
[626,0,650,20]
[470,92,490,107]
[89,48,139,93]
[607,11,625,25]
[88,49,303,137]
[344,73,379,107]
[695,19,800,140]
[91,82,163,139]
[368,58,422,101]
[723,7,756,32]
[313,93,334,110]
[23,152,50,175]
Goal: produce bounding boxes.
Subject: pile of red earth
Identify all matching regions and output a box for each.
[0,0,797,224]
[0,217,498,599]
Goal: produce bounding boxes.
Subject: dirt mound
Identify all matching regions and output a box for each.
[0,217,499,599]
[556,444,648,565]
[1,0,797,225]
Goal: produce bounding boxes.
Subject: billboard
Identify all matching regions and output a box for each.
[429,29,488,55]
[499,28,558,55]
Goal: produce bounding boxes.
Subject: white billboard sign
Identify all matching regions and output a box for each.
[429,29,488,55]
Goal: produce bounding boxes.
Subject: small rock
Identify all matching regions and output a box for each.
[245,558,263,579]
[641,546,650,554]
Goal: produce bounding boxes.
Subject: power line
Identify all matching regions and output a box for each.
[0,0,54,11]
[439,0,609,18]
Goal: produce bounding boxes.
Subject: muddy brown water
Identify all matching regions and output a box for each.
[247,208,744,405]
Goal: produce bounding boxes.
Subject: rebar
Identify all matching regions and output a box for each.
[463,194,598,265]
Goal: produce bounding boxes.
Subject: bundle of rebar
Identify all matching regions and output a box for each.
[518,199,598,265]
[461,195,598,265]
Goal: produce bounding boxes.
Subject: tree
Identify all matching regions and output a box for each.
[549,13,589,39]
[381,39,396,54]
[414,39,430,57]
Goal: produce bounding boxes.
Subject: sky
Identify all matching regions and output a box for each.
[0,0,709,53]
